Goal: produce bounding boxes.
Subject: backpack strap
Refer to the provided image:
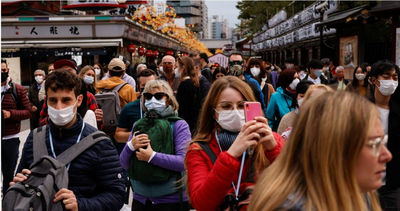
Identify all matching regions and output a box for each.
[196,141,217,164]
[55,130,110,165]
[33,125,49,163]
[113,82,128,93]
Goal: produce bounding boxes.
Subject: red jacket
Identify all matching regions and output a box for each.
[186,131,284,211]
[1,82,32,136]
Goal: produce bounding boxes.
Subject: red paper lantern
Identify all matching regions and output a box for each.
[153,50,159,57]
[127,44,136,53]
[166,51,173,56]
[138,47,145,56]
[145,50,153,57]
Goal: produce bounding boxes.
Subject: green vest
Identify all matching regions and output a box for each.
[128,115,181,183]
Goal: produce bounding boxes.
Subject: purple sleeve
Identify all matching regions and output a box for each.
[120,144,134,170]
[150,120,191,172]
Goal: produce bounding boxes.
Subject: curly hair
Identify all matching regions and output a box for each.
[45,69,81,97]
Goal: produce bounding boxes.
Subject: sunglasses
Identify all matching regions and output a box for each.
[229,60,243,66]
[143,92,167,100]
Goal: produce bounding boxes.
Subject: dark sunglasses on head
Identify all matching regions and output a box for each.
[143,92,167,100]
[229,60,243,66]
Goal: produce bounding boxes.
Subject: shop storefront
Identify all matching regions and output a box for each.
[1,15,189,86]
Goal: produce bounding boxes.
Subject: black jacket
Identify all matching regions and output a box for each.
[17,115,125,211]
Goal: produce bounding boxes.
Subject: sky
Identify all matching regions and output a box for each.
[205,0,241,28]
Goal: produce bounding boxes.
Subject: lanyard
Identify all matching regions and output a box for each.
[215,131,246,200]
[49,122,85,171]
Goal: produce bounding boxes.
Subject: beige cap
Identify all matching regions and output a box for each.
[108,58,126,71]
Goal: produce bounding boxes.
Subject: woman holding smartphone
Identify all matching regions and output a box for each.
[185,76,284,211]
[249,91,392,211]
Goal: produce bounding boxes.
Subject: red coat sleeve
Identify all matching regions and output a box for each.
[264,132,284,162]
[186,143,241,211]
[9,84,32,121]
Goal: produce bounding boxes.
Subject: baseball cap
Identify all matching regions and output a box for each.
[54,59,77,71]
[108,58,126,72]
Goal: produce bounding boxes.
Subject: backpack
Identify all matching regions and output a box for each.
[2,126,109,211]
[95,82,127,135]
[196,142,254,211]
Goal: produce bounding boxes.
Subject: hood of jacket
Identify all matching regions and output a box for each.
[96,77,125,90]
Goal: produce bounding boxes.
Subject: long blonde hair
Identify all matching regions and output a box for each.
[190,76,269,174]
[249,91,381,211]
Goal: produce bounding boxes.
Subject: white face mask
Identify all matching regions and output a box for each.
[271,66,275,70]
[216,109,245,132]
[250,67,260,77]
[323,67,329,71]
[48,98,78,126]
[94,68,101,75]
[289,78,300,90]
[35,76,44,84]
[174,68,181,78]
[355,73,366,81]
[83,75,94,85]
[299,71,307,80]
[297,97,304,107]
[145,97,166,113]
[378,80,398,96]
[261,77,267,82]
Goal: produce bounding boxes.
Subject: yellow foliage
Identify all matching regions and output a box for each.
[132,4,211,55]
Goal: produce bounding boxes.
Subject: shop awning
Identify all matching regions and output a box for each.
[317,5,367,27]
[1,38,123,48]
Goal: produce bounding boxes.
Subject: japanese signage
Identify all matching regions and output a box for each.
[253,0,338,51]
[268,10,287,28]
[2,25,92,38]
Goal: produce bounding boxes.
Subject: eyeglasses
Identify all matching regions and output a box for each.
[215,101,245,111]
[143,92,167,100]
[366,135,388,157]
[229,60,243,66]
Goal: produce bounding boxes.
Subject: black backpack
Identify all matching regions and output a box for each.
[2,126,109,211]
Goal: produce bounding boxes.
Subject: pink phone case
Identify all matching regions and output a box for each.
[244,102,263,122]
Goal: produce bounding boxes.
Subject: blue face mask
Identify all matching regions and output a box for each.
[145,97,166,113]
[314,69,322,77]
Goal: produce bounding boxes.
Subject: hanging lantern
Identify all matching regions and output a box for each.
[138,47,145,56]
[127,45,136,53]
[166,51,173,56]
[153,50,159,57]
[145,49,153,57]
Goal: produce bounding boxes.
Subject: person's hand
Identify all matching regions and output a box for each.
[9,169,31,186]
[32,106,38,112]
[54,188,78,211]
[130,132,150,149]
[253,116,276,151]
[227,120,267,158]
[2,110,11,119]
[94,109,103,122]
[136,143,154,162]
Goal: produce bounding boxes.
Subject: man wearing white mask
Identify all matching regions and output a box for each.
[370,60,399,135]
[28,69,46,130]
[13,69,126,210]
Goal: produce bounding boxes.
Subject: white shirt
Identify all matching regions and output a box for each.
[377,106,389,135]
[307,75,321,84]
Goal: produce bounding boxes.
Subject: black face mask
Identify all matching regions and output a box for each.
[1,72,9,82]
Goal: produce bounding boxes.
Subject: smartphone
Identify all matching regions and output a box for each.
[244,102,263,122]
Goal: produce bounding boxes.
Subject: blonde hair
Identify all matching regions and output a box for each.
[302,84,333,102]
[142,79,179,111]
[190,76,269,174]
[248,91,381,211]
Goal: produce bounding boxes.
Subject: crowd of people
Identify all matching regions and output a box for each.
[1,51,399,210]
